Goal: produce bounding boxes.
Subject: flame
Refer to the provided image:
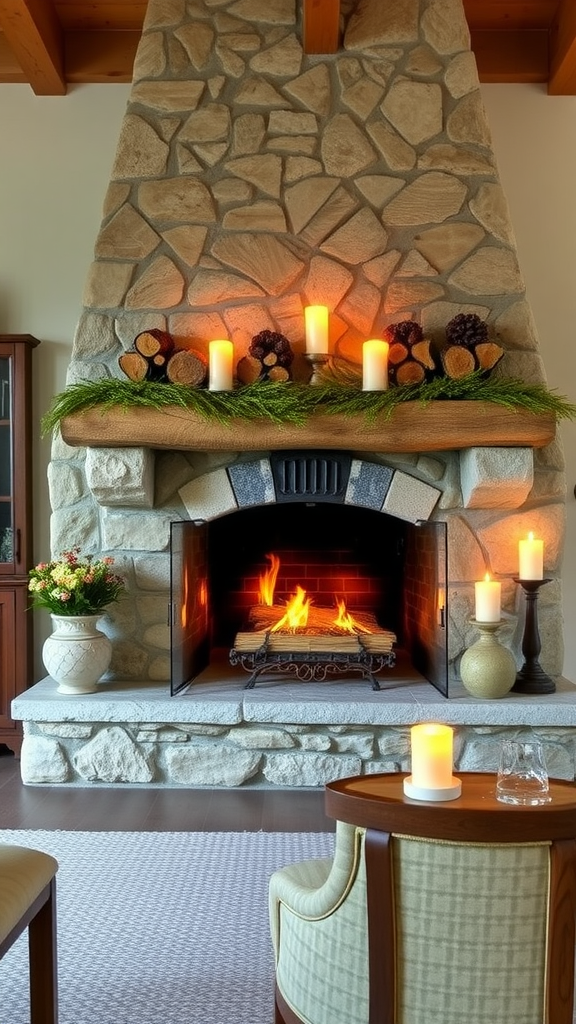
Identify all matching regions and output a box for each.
[259,553,280,606]
[333,598,371,634]
[270,585,311,632]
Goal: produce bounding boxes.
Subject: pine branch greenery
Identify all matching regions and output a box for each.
[41,373,576,436]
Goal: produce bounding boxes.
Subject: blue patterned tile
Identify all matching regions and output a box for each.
[345,459,393,510]
[227,459,275,507]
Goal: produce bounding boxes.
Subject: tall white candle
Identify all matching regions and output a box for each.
[519,532,543,580]
[208,339,234,391]
[362,339,389,391]
[475,573,501,622]
[304,306,329,354]
[410,723,454,790]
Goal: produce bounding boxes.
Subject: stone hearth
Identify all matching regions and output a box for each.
[12,671,576,786]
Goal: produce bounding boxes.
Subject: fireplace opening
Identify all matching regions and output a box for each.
[170,502,449,697]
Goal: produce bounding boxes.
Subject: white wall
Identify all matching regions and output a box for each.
[481,86,576,682]
[1,81,575,680]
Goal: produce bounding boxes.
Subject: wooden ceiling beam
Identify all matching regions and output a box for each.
[302,0,339,54]
[470,29,549,83]
[0,0,574,94]
[548,0,576,94]
[0,0,65,95]
[64,31,139,84]
[0,32,28,81]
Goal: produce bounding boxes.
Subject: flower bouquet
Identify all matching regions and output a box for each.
[29,547,125,615]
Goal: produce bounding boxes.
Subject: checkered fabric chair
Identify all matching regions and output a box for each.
[269,817,576,1024]
[0,844,59,1024]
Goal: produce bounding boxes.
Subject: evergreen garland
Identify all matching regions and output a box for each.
[41,373,576,436]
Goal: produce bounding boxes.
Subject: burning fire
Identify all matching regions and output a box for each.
[270,585,311,633]
[333,598,370,634]
[259,553,280,606]
[258,554,371,635]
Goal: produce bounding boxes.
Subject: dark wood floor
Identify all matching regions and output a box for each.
[0,747,333,833]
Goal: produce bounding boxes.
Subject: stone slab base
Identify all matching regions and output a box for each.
[12,668,576,788]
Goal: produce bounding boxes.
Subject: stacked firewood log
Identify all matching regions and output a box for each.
[439,313,504,379]
[118,329,207,385]
[236,330,294,384]
[383,314,504,385]
[384,321,436,386]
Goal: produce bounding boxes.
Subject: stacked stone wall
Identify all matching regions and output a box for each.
[48,0,566,689]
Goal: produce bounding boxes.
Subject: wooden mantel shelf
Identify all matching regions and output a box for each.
[59,401,556,453]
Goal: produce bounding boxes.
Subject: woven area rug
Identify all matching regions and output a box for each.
[0,828,334,1024]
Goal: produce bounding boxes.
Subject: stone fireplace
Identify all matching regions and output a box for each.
[170,452,448,694]
[12,0,576,787]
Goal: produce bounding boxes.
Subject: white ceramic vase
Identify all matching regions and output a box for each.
[42,614,112,694]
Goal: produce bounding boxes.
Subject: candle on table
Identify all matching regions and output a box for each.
[519,532,543,580]
[362,339,389,391]
[304,306,329,354]
[410,723,455,791]
[208,339,234,391]
[475,573,501,623]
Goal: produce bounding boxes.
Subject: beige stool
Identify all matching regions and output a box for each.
[0,844,59,1024]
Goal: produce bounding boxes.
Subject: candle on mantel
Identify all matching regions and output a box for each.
[304,305,329,354]
[519,532,544,580]
[208,339,234,391]
[410,723,455,791]
[362,339,389,391]
[475,573,501,623]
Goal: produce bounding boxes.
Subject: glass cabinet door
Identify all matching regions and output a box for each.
[0,355,12,567]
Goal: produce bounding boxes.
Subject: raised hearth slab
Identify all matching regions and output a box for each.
[12,674,576,727]
[12,673,576,788]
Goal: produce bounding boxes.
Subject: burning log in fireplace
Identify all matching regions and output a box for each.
[229,556,397,689]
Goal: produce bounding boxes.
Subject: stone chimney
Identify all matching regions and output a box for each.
[49,0,566,686]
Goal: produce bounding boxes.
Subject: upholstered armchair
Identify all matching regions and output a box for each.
[269,774,576,1024]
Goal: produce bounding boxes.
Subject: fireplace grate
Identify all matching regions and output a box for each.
[229,634,395,690]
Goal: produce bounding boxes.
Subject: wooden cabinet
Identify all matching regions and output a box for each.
[0,335,39,754]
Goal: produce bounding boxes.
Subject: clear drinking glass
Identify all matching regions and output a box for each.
[496,738,551,805]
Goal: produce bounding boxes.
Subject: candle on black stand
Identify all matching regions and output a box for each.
[512,578,555,694]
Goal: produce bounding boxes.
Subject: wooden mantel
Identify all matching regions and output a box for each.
[60,402,556,454]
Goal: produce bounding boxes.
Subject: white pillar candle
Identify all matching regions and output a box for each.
[208,339,234,391]
[475,573,501,622]
[304,306,329,354]
[519,532,543,580]
[362,339,389,391]
[410,723,454,790]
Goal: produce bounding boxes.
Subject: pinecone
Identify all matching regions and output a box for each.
[383,321,424,346]
[445,313,488,348]
[249,330,294,369]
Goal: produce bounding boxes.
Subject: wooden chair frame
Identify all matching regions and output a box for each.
[0,877,58,1024]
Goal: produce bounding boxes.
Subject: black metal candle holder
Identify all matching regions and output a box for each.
[512,578,555,694]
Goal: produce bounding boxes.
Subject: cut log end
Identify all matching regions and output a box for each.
[118,351,149,382]
[165,348,207,387]
[440,345,476,379]
[236,355,263,385]
[267,366,290,383]
[475,342,505,373]
[394,361,426,386]
[134,328,174,359]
